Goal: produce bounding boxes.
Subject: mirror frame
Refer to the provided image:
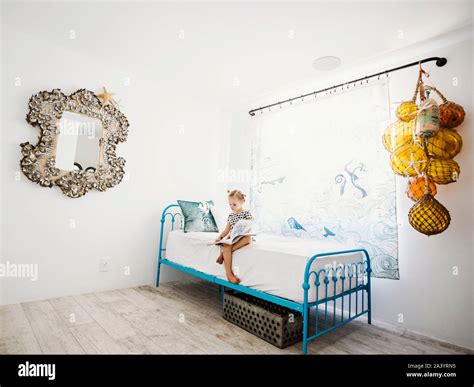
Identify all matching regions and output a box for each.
[20,89,129,198]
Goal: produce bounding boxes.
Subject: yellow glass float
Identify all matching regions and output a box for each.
[426,128,463,159]
[390,143,428,176]
[408,194,451,236]
[406,175,437,201]
[382,120,416,153]
[396,101,418,122]
[427,158,460,184]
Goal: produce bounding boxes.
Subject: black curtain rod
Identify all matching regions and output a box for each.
[248,56,447,116]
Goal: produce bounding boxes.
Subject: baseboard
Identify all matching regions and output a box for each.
[327,307,473,354]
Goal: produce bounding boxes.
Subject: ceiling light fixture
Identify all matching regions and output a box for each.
[312,56,342,71]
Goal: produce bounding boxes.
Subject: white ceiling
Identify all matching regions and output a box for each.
[3,1,473,104]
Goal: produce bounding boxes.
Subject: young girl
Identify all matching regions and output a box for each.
[215,190,253,284]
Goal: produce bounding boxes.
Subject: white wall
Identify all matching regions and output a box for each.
[1,1,472,350]
[227,28,473,349]
[1,2,233,305]
[384,34,473,351]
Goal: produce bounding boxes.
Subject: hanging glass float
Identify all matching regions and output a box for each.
[432,87,466,129]
[380,64,465,236]
[407,175,437,201]
[390,143,428,176]
[408,194,451,236]
[396,101,418,122]
[382,120,416,152]
[396,75,420,123]
[440,102,465,129]
[426,128,463,159]
[427,158,460,184]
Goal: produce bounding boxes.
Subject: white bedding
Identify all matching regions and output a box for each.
[165,230,366,303]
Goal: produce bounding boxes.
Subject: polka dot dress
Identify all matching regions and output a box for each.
[227,210,253,230]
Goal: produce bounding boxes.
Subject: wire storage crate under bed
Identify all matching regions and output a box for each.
[223,290,303,349]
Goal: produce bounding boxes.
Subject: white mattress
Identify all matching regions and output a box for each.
[165,230,365,303]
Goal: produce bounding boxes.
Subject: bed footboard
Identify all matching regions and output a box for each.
[301,249,372,354]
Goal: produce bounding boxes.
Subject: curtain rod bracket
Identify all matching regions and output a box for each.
[436,57,447,66]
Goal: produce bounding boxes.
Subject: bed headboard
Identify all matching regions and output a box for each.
[158,204,183,260]
[160,203,183,231]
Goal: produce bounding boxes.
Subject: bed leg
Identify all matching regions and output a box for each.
[302,306,309,355]
[156,259,162,287]
[367,293,372,325]
[157,216,167,288]
[367,264,372,325]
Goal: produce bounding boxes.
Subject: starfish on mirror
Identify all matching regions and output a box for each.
[96,87,119,108]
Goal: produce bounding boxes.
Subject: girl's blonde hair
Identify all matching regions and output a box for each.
[227,189,246,202]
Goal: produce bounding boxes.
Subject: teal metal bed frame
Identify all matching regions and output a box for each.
[156,204,372,354]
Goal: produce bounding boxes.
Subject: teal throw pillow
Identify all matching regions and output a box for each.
[177,200,219,233]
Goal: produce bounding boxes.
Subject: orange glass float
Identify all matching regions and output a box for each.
[439,101,465,129]
[406,176,437,201]
[431,87,466,129]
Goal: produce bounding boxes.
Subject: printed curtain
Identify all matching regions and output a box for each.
[250,81,399,279]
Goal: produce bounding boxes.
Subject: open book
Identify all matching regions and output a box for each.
[214,219,255,245]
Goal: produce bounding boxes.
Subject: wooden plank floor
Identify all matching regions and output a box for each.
[0,280,470,355]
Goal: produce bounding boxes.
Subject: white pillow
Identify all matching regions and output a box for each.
[210,206,228,232]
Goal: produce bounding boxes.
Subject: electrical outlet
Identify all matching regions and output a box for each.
[99,257,111,272]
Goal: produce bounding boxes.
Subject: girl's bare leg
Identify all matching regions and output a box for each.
[216,236,251,265]
[230,235,252,252]
[222,236,253,283]
[216,250,224,264]
[222,244,240,284]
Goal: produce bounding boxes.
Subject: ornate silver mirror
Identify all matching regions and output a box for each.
[20,89,129,198]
